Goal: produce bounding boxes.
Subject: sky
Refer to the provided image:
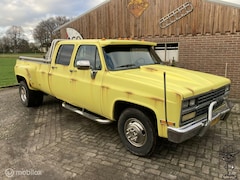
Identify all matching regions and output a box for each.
[0,0,239,42]
[0,0,106,42]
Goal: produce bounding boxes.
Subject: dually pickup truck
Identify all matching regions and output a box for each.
[14,39,231,156]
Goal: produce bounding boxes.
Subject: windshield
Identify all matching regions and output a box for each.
[103,45,162,70]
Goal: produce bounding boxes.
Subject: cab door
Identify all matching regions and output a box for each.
[49,43,75,102]
[69,45,103,115]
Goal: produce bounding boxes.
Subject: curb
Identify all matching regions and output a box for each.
[0,84,19,89]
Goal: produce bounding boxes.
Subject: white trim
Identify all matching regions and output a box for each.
[206,0,240,8]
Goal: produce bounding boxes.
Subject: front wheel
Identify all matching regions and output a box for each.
[118,108,157,156]
[19,81,43,107]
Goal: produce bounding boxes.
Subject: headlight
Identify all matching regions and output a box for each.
[189,99,196,106]
[181,98,197,123]
[182,101,189,109]
[182,98,196,109]
[225,85,230,94]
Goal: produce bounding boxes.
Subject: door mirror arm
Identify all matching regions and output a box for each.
[91,70,98,79]
[76,60,98,79]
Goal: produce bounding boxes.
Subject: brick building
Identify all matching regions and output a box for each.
[56,0,240,98]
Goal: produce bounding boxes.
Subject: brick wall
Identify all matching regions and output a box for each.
[178,34,240,99]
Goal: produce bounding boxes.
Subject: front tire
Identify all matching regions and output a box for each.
[118,108,157,156]
[19,81,43,107]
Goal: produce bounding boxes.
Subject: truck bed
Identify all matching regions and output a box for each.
[19,56,50,63]
[15,57,52,95]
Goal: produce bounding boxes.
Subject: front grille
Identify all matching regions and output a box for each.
[197,87,225,105]
[181,86,226,126]
[195,100,224,117]
[196,87,225,117]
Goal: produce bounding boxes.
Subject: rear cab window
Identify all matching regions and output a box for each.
[55,44,74,66]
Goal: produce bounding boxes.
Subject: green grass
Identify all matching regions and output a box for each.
[0,53,43,88]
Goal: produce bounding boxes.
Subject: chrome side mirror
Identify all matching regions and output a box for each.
[76,60,90,70]
[76,60,98,79]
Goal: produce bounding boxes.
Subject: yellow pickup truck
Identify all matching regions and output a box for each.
[14,39,231,156]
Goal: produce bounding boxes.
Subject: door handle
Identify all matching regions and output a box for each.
[51,66,57,69]
[69,70,77,73]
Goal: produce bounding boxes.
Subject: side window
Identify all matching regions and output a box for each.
[56,45,74,65]
[75,45,101,70]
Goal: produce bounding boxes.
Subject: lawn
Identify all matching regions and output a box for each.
[0,53,43,88]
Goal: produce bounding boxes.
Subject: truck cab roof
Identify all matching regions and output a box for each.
[55,39,157,47]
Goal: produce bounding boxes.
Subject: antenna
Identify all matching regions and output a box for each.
[164,72,169,126]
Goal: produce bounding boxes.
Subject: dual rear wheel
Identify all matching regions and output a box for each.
[19,81,43,107]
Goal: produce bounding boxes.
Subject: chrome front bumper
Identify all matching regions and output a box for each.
[167,100,232,143]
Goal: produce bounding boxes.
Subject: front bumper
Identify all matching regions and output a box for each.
[167,100,232,143]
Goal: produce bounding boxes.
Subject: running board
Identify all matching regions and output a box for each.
[62,102,113,124]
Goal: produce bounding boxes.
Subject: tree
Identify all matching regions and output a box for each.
[0,36,11,53]
[0,38,5,53]
[6,26,25,53]
[33,16,70,47]
[18,39,30,52]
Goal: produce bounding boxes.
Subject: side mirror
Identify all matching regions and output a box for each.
[76,60,90,70]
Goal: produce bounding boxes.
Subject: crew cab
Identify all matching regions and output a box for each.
[14,39,231,156]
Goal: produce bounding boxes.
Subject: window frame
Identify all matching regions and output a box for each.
[74,45,102,70]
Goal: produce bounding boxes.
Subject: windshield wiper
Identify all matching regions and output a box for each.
[116,64,136,68]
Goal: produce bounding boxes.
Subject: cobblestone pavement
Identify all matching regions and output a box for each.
[0,87,239,180]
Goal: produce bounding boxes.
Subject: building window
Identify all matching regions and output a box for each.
[154,43,178,63]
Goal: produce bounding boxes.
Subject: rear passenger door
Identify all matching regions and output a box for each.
[49,43,74,101]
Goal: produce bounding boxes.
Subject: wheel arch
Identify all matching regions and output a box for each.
[16,75,35,90]
[113,101,157,127]
[16,75,26,83]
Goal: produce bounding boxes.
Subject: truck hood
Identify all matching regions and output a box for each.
[112,65,230,98]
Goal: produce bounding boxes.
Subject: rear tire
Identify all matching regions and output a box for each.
[118,108,157,156]
[19,81,43,107]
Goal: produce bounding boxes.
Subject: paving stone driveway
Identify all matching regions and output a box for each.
[0,87,239,180]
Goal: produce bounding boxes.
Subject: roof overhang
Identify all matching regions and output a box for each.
[206,0,240,8]
[54,0,111,33]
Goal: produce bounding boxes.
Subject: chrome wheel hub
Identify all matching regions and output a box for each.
[20,86,27,102]
[125,118,147,147]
